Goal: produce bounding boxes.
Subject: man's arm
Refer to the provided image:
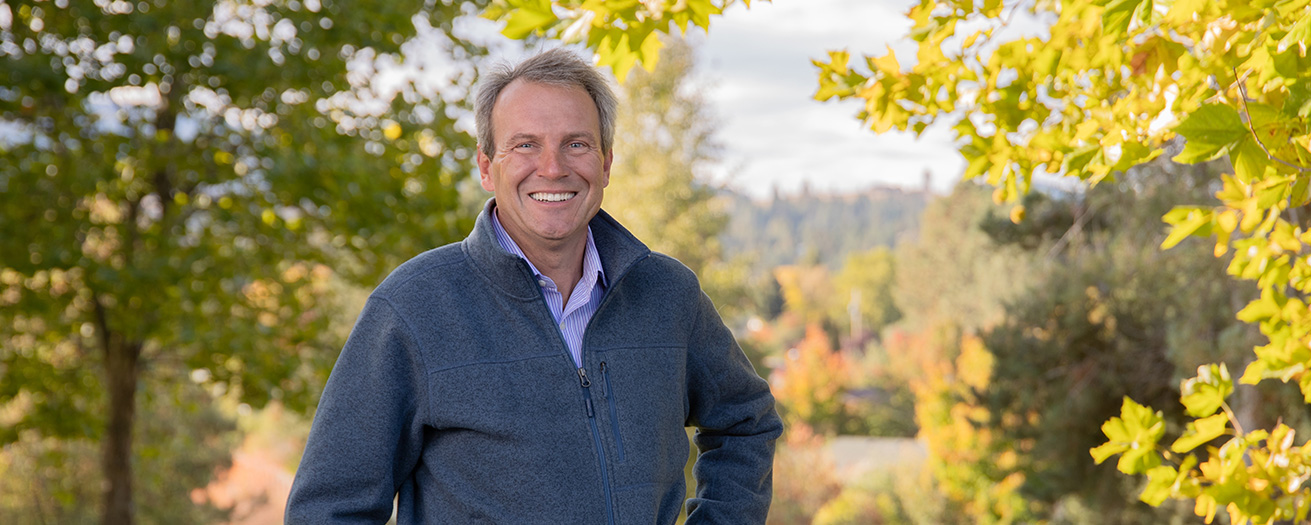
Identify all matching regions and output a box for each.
[285,297,429,524]
[684,290,785,524]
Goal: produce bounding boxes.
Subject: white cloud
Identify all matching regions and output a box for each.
[698,0,964,198]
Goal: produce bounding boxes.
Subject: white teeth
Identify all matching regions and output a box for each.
[530,192,576,202]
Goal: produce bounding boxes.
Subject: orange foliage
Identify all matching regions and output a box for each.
[881,326,1031,523]
[770,324,856,433]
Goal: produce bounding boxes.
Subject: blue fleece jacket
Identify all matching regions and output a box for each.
[286,201,783,524]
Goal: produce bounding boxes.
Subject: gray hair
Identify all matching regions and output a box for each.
[475,48,618,158]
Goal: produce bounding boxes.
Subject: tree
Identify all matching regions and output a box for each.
[492,0,1311,520]
[0,1,488,522]
[718,188,929,274]
[828,248,900,340]
[894,182,1042,333]
[968,163,1267,523]
[481,0,758,81]
[0,375,239,524]
[601,35,744,308]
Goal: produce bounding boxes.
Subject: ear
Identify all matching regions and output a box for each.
[600,150,613,188]
[477,147,495,192]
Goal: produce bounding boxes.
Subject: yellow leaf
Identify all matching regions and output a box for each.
[637,30,662,73]
[828,49,850,75]
[1217,209,1238,233]
[383,121,402,141]
[1195,493,1217,523]
[962,29,984,50]
[501,3,558,40]
[867,45,900,76]
[1074,119,1101,143]
[1165,0,1207,25]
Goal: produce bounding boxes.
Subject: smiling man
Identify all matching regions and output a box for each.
[286,49,782,525]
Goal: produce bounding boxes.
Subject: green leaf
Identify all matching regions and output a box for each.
[1179,363,1234,418]
[501,2,559,40]
[1292,81,1311,118]
[1099,0,1153,38]
[1230,137,1270,182]
[1172,104,1247,164]
[1239,359,1269,385]
[1278,11,1311,54]
[1091,397,1165,474]
[963,153,990,180]
[1140,465,1177,506]
[1160,207,1211,249]
[635,28,663,73]
[1170,413,1229,453]
[1090,440,1129,464]
[1272,46,1311,82]
[686,0,718,28]
[1062,145,1101,176]
[1236,288,1286,323]
[1113,141,1162,172]
[604,0,640,10]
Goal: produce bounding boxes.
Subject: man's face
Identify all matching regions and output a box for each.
[478,79,612,254]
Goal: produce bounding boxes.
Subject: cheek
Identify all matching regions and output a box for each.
[570,156,607,180]
[492,158,526,182]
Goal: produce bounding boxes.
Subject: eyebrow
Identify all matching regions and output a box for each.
[502,131,598,146]
[560,132,598,143]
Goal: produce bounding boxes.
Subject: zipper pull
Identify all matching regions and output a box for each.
[576,367,591,388]
[598,362,608,398]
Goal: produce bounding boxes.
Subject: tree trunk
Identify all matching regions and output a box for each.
[101,336,141,525]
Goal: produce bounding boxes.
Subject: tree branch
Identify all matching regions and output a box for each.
[1221,401,1245,437]
[1233,68,1311,173]
[1046,201,1095,260]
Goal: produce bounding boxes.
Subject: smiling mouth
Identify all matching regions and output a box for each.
[530,192,577,202]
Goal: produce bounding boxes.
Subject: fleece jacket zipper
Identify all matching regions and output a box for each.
[599,362,626,462]
[561,252,648,525]
[577,367,617,525]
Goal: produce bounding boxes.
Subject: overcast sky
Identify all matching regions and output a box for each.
[694,0,965,198]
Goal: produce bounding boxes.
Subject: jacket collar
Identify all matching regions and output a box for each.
[463,198,651,301]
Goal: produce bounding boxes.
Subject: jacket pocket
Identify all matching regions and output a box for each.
[599,361,626,462]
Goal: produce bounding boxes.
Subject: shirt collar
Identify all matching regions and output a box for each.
[491,208,608,288]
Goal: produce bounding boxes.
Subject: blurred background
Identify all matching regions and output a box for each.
[3,1,1306,524]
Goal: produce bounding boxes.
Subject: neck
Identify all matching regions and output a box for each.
[497,210,587,304]
[522,237,585,303]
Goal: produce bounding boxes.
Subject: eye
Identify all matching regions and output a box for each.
[567,141,590,150]
[514,142,535,151]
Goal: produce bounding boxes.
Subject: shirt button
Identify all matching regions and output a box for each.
[538,279,546,287]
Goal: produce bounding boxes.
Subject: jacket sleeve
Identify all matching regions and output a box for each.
[684,290,784,524]
[285,296,429,524]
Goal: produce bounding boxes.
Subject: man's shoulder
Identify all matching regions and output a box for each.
[372,241,470,300]
[622,251,702,296]
[641,252,697,281]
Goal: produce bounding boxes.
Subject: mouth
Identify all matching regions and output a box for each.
[529,192,577,203]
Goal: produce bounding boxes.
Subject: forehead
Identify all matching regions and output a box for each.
[490,79,600,141]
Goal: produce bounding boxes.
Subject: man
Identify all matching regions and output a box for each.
[286,48,783,524]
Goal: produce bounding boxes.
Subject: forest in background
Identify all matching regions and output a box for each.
[6,0,1311,523]
[719,185,929,272]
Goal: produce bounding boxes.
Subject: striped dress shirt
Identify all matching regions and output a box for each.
[491,210,606,368]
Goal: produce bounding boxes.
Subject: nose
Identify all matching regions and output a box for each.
[536,147,568,178]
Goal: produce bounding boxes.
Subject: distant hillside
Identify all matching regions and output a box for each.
[720,185,930,271]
